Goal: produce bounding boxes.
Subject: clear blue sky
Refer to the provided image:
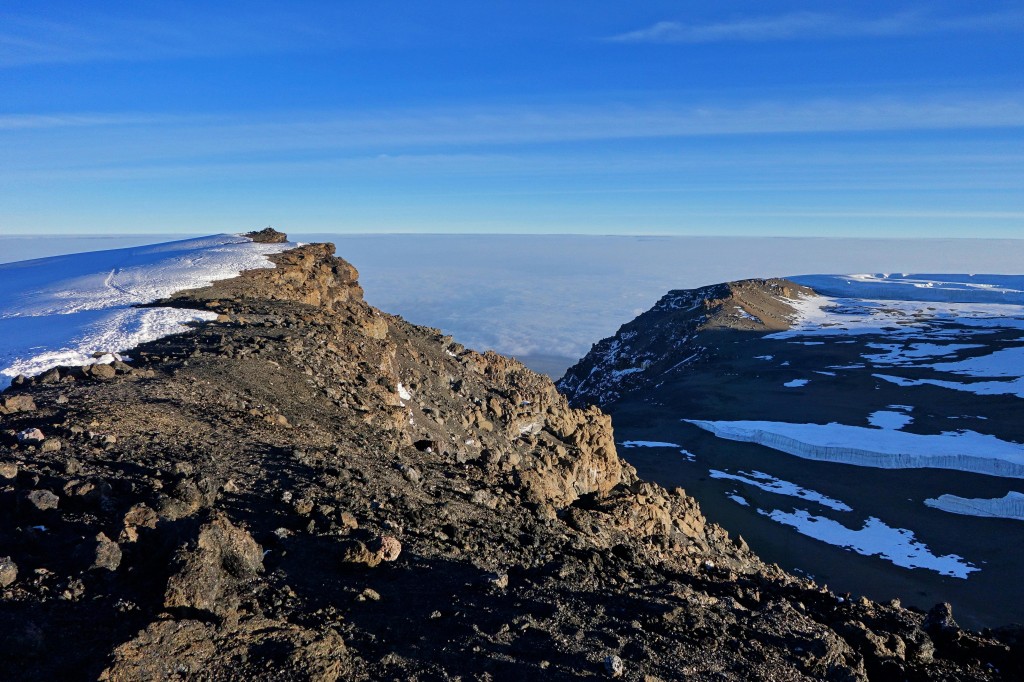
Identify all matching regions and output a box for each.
[2,1,1022,236]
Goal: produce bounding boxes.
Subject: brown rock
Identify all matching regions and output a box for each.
[92,533,122,571]
[27,489,59,511]
[0,556,17,587]
[1,395,36,413]
[164,515,264,615]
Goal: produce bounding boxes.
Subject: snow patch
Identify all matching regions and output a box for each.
[0,234,293,388]
[867,410,914,430]
[760,508,979,578]
[709,469,851,512]
[621,440,682,448]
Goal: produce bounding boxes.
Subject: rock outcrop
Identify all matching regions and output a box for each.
[1,235,1020,680]
[558,278,810,407]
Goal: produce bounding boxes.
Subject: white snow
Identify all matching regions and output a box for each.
[685,419,1024,479]
[621,440,682,448]
[875,373,1024,400]
[767,291,1024,341]
[709,469,851,511]
[862,342,985,366]
[727,493,750,506]
[397,383,413,401]
[924,491,1024,521]
[783,379,809,388]
[867,410,914,430]
[793,273,1024,306]
[759,508,979,578]
[931,346,1024,378]
[0,234,293,388]
[678,448,696,462]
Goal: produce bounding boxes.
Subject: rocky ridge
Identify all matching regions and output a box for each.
[558,279,811,407]
[0,233,1020,680]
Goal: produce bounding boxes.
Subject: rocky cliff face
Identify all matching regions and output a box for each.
[558,278,810,407]
[1,235,1019,681]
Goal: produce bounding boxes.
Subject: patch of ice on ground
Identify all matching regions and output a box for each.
[759,508,979,578]
[0,234,293,388]
[679,449,696,462]
[621,440,682,448]
[863,342,986,366]
[709,469,851,511]
[924,491,1024,520]
[397,383,413,401]
[754,355,774,360]
[867,410,914,430]
[685,418,1024,478]
[875,373,1024,400]
[784,379,810,388]
[932,346,1024,379]
[726,493,750,507]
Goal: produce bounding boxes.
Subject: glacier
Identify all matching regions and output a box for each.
[685,419,1024,479]
[924,491,1024,521]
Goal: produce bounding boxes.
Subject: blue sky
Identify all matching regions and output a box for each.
[2,1,1022,236]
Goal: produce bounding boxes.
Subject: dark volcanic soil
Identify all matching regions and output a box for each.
[1,233,1022,681]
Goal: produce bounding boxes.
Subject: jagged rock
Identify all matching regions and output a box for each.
[0,462,17,479]
[372,535,402,562]
[923,602,959,636]
[0,556,17,587]
[340,540,382,568]
[91,533,122,571]
[164,515,264,615]
[604,654,624,677]
[89,363,117,380]
[27,489,59,511]
[17,428,45,444]
[246,227,288,244]
[0,394,36,413]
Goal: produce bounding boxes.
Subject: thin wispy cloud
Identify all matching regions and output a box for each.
[4,94,1023,149]
[608,10,1024,43]
[0,8,336,67]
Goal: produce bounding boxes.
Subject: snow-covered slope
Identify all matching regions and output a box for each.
[0,234,294,388]
[791,273,1024,306]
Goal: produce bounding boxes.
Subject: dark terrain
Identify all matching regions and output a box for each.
[559,278,1024,631]
[1,231,1022,680]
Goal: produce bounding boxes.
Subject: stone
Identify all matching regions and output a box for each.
[92,533,122,571]
[164,515,264,615]
[0,463,18,479]
[340,540,382,568]
[90,363,117,380]
[372,535,402,562]
[0,556,17,587]
[41,439,62,453]
[924,602,959,635]
[339,511,358,530]
[16,428,45,445]
[27,489,59,511]
[485,572,509,589]
[1,395,36,413]
[604,654,624,678]
[357,587,381,602]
